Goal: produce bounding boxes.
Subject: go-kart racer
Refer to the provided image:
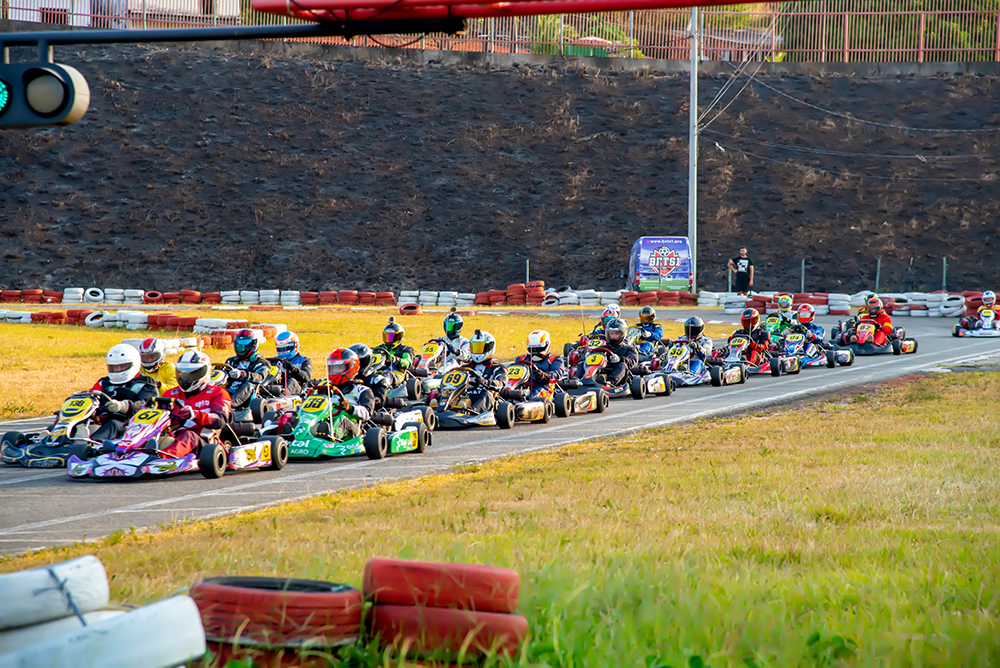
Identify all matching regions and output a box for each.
[960,290,997,330]
[854,295,894,346]
[593,318,638,387]
[90,344,160,442]
[719,308,771,365]
[269,331,313,396]
[138,337,177,392]
[160,351,231,458]
[774,294,796,325]
[670,317,719,369]
[349,342,390,408]
[462,330,508,414]
[514,330,566,398]
[373,318,416,381]
[588,305,621,338]
[792,305,829,348]
[322,348,376,440]
[634,306,665,356]
[225,329,273,411]
[441,308,471,363]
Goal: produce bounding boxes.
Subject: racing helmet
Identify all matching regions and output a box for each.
[639,305,656,325]
[327,348,360,385]
[233,329,258,359]
[605,318,628,347]
[106,344,141,385]
[741,308,761,332]
[349,343,373,376]
[526,330,551,361]
[684,316,705,340]
[776,294,794,313]
[866,294,884,315]
[600,305,621,328]
[138,336,165,372]
[176,350,212,393]
[275,331,300,360]
[443,307,464,341]
[983,290,996,307]
[469,329,496,364]
[383,318,405,346]
[797,304,816,325]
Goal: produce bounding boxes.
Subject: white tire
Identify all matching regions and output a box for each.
[600,291,619,299]
[699,291,718,299]
[457,293,476,300]
[0,610,123,654]
[259,290,280,298]
[83,288,104,303]
[123,289,144,298]
[438,291,458,298]
[63,288,85,296]
[84,311,107,327]
[0,556,109,631]
[0,596,205,668]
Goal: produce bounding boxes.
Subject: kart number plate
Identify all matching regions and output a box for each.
[371,353,385,366]
[730,336,748,346]
[60,397,94,419]
[422,343,440,356]
[260,442,271,461]
[585,353,605,366]
[132,409,164,424]
[668,347,685,358]
[442,370,468,387]
[302,396,328,413]
[787,334,805,342]
[507,365,528,380]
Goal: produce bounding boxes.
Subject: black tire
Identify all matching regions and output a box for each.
[250,397,266,425]
[266,436,287,470]
[199,442,226,479]
[770,358,782,377]
[413,423,430,453]
[595,389,609,413]
[563,342,574,358]
[952,324,961,338]
[539,400,553,424]
[1,432,27,464]
[664,375,674,395]
[495,401,515,429]
[908,339,919,354]
[739,365,748,384]
[262,410,278,425]
[553,392,571,418]
[892,339,902,355]
[709,366,722,387]
[788,358,801,375]
[364,427,388,460]
[630,376,646,400]
[66,440,93,462]
[406,377,423,401]
[420,406,437,432]
[826,350,836,368]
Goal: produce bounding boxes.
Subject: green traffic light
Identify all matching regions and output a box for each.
[0,78,10,117]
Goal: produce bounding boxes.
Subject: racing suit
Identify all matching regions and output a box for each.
[329,381,375,440]
[588,324,606,339]
[634,321,664,356]
[373,342,416,386]
[723,328,770,365]
[268,354,313,396]
[669,335,719,373]
[595,341,638,387]
[441,335,471,365]
[89,375,159,442]
[858,310,894,346]
[140,360,178,393]
[789,322,829,349]
[514,353,566,398]
[358,369,392,410]
[161,384,231,458]
[463,360,508,414]
[224,354,273,411]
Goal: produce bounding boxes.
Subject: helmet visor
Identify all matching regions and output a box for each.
[383,331,401,344]
[606,330,624,345]
[140,352,162,366]
[444,320,462,334]
[527,343,548,357]
[177,366,209,391]
[108,362,133,374]
[640,313,655,325]
[470,340,494,356]
[276,343,296,358]
[234,338,256,356]
[327,360,350,377]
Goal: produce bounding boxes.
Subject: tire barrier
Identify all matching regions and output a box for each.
[0,555,109,630]
[399,303,422,316]
[83,288,104,303]
[363,558,519,613]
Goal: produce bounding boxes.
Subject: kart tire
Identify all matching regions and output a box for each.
[0,556,109,630]
[420,406,437,431]
[595,388,609,413]
[364,427,388,460]
[414,423,430,453]
[362,557,520,612]
[630,375,646,400]
[540,400,554,423]
[553,392,571,418]
[2,431,27,464]
[199,442,226,479]
[709,366,722,387]
[740,365,748,383]
[262,410,278,426]
[562,342,574,358]
[840,350,855,367]
[250,397,265,425]
[190,577,362,647]
[367,605,527,657]
[770,358,782,377]
[953,324,962,337]
[495,401,515,429]
[405,377,423,401]
[265,436,287,471]
[907,339,919,354]
[788,358,801,375]
[826,350,836,368]
[892,338,902,355]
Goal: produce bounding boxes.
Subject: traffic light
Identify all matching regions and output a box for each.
[0,62,90,128]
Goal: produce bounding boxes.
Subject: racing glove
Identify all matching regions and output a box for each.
[535,369,550,382]
[105,399,130,414]
[171,405,195,422]
[607,353,621,364]
[229,368,247,380]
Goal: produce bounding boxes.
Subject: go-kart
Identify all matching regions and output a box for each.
[427,367,515,429]
[501,362,571,423]
[284,381,430,460]
[67,397,288,479]
[567,346,650,401]
[650,342,709,388]
[411,338,462,393]
[369,349,424,404]
[770,330,854,377]
[763,312,792,346]
[211,362,300,424]
[953,308,1000,337]
[708,336,755,386]
[833,321,917,356]
[2,390,108,468]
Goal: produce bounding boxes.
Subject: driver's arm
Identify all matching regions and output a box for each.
[245,359,271,383]
[195,391,231,428]
[348,388,376,421]
[287,357,312,384]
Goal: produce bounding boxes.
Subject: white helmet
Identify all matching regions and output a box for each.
[176,350,212,393]
[468,329,496,364]
[106,344,141,385]
[139,337,166,371]
[527,330,551,361]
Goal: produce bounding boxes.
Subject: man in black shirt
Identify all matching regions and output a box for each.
[728,247,754,295]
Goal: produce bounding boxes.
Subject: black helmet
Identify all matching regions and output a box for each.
[349,343,373,376]
[605,318,628,346]
[639,305,656,325]
[383,317,404,346]
[443,307,464,341]
[684,316,705,340]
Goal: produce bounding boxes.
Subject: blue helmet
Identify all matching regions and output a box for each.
[275,331,300,360]
[233,329,258,359]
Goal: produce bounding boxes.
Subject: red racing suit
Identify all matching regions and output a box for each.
[858,310,894,346]
[161,385,232,458]
[722,328,770,365]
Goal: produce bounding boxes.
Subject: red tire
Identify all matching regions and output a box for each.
[368,604,527,656]
[143,291,163,304]
[399,303,422,316]
[190,577,362,647]
[363,558,519,613]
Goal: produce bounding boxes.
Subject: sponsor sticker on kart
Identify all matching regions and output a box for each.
[724,368,742,384]
[59,397,94,419]
[51,425,68,438]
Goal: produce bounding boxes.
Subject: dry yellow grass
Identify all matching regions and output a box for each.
[0,307,731,420]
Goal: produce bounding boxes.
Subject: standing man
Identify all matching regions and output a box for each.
[728,247,754,296]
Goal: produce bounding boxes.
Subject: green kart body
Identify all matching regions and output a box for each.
[763,313,793,346]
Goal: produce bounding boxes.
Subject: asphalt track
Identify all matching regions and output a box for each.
[1,314,999,556]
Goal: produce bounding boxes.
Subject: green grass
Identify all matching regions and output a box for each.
[5,373,999,667]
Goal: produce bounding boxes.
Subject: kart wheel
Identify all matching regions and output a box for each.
[495,402,515,429]
[266,436,287,470]
[538,400,552,424]
[906,339,919,354]
[840,350,855,367]
[629,376,646,400]
[250,397,266,425]
[770,358,782,377]
[364,427,388,460]
[892,338,902,355]
[825,350,836,368]
[1,432,27,465]
[66,441,92,462]
[406,377,423,401]
[199,443,226,479]
[420,406,438,432]
[563,342,574,358]
[414,423,430,453]
[953,324,962,338]
[553,392,571,418]
[262,410,278,425]
[740,365,748,384]
[709,366,722,387]
[788,358,801,375]
[595,389,609,413]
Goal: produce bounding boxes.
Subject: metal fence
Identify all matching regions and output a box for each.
[4,0,1000,63]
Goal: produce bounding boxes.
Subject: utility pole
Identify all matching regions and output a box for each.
[687,6,699,293]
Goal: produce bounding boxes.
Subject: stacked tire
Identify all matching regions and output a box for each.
[363,558,527,661]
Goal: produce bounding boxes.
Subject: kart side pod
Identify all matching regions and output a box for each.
[710,364,747,387]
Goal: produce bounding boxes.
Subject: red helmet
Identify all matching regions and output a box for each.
[797,304,815,325]
[741,308,761,332]
[866,295,883,315]
[327,348,360,385]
